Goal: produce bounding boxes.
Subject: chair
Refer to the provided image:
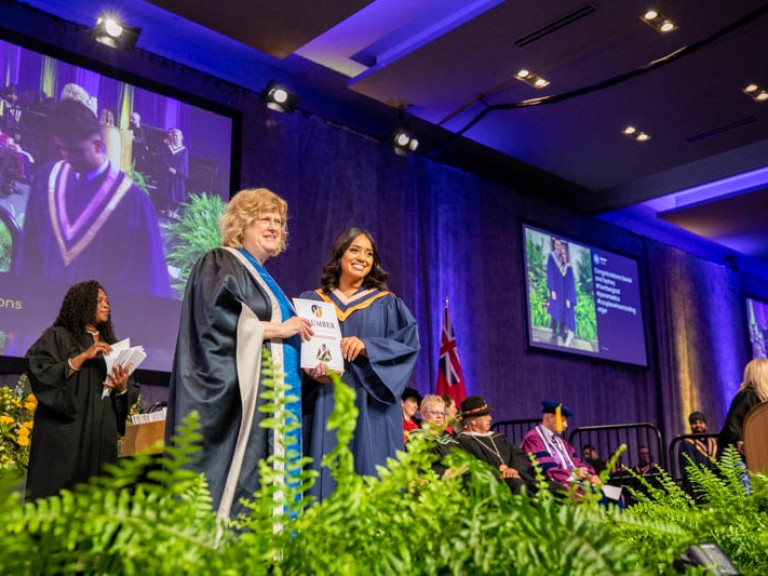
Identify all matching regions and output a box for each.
[743,401,768,473]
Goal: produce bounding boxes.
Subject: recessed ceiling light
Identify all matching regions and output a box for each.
[743,83,768,102]
[641,9,677,34]
[514,69,549,89]
[623,125,650,142]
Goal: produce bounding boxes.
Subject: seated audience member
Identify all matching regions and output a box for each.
[581,444,607,475]
[632,445,656,475]
[406,395,461,477]
[521,401,601,492]
[457,395,539,495]
[679,411,718,496]
[402,387,422,441]
[441,394,462,436]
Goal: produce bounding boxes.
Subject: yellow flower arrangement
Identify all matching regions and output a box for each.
[0,373,36,474]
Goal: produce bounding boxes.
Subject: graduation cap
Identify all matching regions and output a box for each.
[542,400,573,434]
[541,400,574,418]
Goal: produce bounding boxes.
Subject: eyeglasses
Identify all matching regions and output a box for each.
[423,410,446,417]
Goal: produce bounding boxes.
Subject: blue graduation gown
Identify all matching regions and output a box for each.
[13,160,171,298]
[301,288,420,501]
[546,252,577,332]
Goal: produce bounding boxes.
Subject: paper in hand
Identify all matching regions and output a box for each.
[101,338,147,399]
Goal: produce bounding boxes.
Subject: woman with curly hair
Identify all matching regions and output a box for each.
[301,228,420,501]
[166,187,313,521]
[25,279,138,499]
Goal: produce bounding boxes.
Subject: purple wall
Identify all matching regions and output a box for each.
[3,7,768,443]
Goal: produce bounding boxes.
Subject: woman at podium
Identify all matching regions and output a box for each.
[25,280,139,499]
[166,188,312,520]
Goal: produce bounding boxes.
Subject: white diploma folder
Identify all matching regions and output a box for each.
[101,338,147,398]
[292,298,344,372]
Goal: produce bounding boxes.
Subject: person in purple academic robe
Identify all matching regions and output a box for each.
[302,228,420,502]
[158,127,189,216]
[546,237,577,347]
[521,400,601,492]
[12,90,171,298]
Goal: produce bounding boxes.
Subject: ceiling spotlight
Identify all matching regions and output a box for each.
[392,128,418,156]
[94,14,141,50]
[641,9,677,33]
[623,125,650,142]
[514,69,550,90]
[263,81,299,113]
[743,83,768,102]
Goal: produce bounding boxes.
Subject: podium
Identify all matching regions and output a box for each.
[121,420,166,457]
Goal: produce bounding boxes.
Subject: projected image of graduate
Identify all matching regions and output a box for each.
[524,228,598,353]
[12,84,172,298]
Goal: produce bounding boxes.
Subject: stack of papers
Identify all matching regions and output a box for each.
[101,338,147,398]
[131,408,167,425]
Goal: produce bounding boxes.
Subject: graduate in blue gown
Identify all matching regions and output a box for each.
[302,228,420,502]
[12,88,171,298]
[546,237,577,347]
[166,188,313,521]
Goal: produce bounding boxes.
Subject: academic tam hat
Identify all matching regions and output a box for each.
[541,400,574,418]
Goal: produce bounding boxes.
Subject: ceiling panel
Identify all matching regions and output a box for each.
[146,0,373,59]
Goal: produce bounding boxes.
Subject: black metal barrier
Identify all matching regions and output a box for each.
[568,422,667,472]
[490,418,541,445]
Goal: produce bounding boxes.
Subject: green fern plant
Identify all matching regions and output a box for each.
[161,192,226,297]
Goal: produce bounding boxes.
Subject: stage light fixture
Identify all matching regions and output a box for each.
[515,68,550,89]
[641,8,677,33]
[263,81,299,113]
[744,83,768,102]
[392,128,418,156]
[94,14,140,50]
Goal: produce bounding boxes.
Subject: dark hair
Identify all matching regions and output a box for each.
[688,411,707,424]
[52,280,116,346]
[320,228,389,292]
[440,394,455,408]
[48,99,101,142]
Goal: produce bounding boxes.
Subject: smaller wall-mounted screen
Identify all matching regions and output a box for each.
[745,296,768,359]
[522,223,648,367]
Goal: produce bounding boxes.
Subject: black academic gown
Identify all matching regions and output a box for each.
[166,247,288,520]
[458,431,539,495]
[25,327,138,500]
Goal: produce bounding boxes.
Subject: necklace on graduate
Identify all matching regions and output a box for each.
[468,433,504,465]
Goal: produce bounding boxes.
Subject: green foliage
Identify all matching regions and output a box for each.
[3,356,768,574]
[161,192,226,297]
[613,448,768,575]
[0,219,11,272]
[129,163,151,196]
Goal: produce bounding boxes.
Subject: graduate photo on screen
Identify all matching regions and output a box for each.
[0,36,234,371]
[524,227,598,353]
